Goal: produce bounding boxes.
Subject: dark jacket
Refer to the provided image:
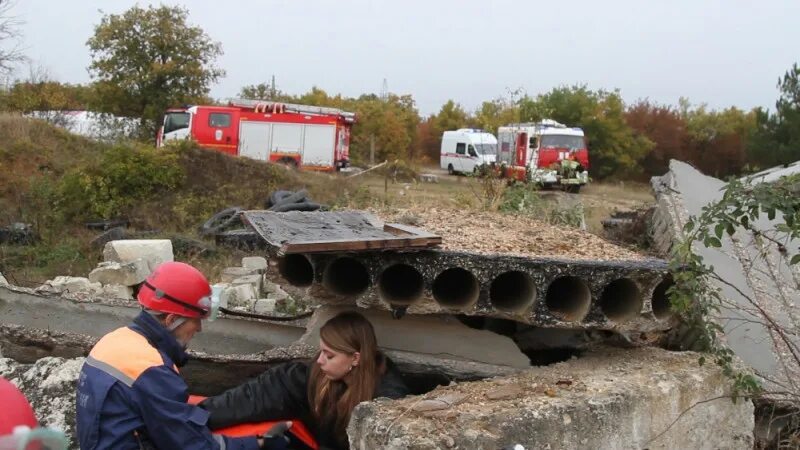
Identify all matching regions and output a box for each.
[76,311,259,450]
[200,356,409,450]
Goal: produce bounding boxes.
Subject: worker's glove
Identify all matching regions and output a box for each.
[259,421,292,450]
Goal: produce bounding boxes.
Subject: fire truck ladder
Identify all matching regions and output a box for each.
[228,98,356,122]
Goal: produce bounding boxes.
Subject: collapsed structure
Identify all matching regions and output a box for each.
[0,176,765,449]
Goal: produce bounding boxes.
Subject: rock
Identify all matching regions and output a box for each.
[242,256,268,273]
[0,272,7,286]
[412,399,449,412]
[231,275,263,295]
[253,298,277,314]
[220,284,257,309]
[103,239,174,272]
[42,276,101,294]
[486,384,524,401]
[88,259,150,286]
[266,288,289,302]
[262,279,280,294]
[220,267,260,283]
[0,356,84,449]
[101,284,134,300]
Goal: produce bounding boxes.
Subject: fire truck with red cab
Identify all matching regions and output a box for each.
[156,99,355,171]
[497,120,590,190]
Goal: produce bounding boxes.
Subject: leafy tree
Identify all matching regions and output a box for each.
[86,5,224,138]
[625,100,690,178]
[0,1,24,75]
[748,63,800,169]
[678,99,756,177]
[526,85,652,179]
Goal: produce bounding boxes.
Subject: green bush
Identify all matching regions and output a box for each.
[500,184,584,228]
[59,143,185,219]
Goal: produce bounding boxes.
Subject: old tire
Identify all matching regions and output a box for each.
[200,207,243,236]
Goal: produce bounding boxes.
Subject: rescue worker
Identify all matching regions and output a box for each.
[0,376,69,450]
[76,261,290,450]
[200,311,410,450]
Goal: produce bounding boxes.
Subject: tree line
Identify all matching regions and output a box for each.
[0,4,797,181]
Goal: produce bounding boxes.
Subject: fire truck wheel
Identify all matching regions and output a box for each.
[200,207,244,237]
[447,164,454,175]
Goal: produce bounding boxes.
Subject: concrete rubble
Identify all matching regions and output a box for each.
[102,239,174,272]
[0,356,84,449]
[349,346,754,450]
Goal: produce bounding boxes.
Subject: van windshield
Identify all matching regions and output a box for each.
[473,143,496,155]
[164,112,190,134]
[540,135,584,150]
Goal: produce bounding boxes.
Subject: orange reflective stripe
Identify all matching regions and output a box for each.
[88,327,165,383]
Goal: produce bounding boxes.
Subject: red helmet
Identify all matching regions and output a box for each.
[137,262,212,319]
[0,377,37,435]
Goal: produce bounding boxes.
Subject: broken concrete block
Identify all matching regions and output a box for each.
[220,267,260,283]
[242,256,268,273]
[253,298,277,315]
[0,356,84,449]
[262,279,280,294]
[88,260,150,286]
[0,272,7,286]
[211,283,228,308]
[103,240,173,272]
[231,275,263,295]
[266,288,289,302]
[45,276,99,294]
[220,284,257,309]
[101,284,134,300]
[349,346,754,450]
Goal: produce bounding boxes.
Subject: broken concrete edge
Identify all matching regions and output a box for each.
[348,346,755,450]
[651,160,800,394]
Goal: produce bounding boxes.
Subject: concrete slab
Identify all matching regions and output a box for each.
[651,160,800,391]
[88,260,150,286]
[349,346,754,450]
[220,266,260,283]
[300,306,531,369]
[0,285,303,355]
[242,256,268,273]
[103,239,173,272]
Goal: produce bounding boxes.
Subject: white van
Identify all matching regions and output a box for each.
[440,129,497,175]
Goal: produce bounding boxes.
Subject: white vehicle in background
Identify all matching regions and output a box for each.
[440,129,497,175]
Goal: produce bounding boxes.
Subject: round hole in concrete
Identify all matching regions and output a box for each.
[489,271,536,313]
[277,254,313,287]
[651,277,675,320]
[322,256,370,297]
[432,267,479,309]
[378,264,424,306]
[599,278,642,323]
[545,276,591,322]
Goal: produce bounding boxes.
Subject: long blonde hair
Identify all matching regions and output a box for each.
[307,311,384,445]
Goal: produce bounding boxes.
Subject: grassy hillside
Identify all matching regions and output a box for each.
[0,115,654,286]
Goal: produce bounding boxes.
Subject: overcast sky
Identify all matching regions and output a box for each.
[13,0,800,115]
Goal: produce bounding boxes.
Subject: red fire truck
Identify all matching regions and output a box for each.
[156,99,355,171]
[496,120,590,190]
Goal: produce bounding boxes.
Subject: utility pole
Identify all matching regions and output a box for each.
[270,75,277,99]
[370,134,376,166]
[380,78,388,102]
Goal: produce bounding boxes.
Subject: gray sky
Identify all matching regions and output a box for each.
[14,0,800,115]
